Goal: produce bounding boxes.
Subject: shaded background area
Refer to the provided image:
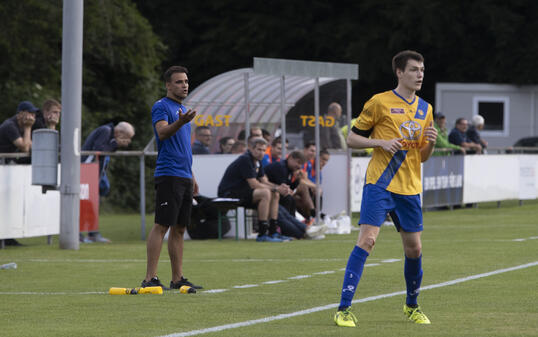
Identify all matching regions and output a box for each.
[1,0,537,211]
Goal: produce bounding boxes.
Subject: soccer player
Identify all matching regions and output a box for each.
[141,66,203,290]
[334,50,438,327]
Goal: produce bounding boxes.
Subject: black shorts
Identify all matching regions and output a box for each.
[154,176,193,227]
[223,187,257,209]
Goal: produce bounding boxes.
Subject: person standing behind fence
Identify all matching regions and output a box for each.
[141,65,203,291]
[81,121,135,243]
[0,101,37,155]
[334,50,437,328]
[192,125,212,154]
[467,115,488,152]
[433,113,464,155]
[449,118,482,154]
[0,101,38,246]
[33,99,61,131]
[217,136,235,154]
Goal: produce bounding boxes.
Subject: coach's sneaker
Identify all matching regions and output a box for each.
[334,308,358,327]
[141,277,170,290]
[256,234,282,242]
[270,232,292,241]
[170,276,203,290]
[403,304,431,324]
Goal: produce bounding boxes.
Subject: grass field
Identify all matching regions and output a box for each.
[1,200,537,337]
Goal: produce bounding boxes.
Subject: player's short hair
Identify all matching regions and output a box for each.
[163,66,188,83]
[320,149,330,156]
[288,150,306,164]
[392,50,424,76]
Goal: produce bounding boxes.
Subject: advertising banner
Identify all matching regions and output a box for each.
[350,157,372,212]
[423,156,464,207]
[80,163,99,232]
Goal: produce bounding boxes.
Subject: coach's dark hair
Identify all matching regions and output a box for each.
[288,150,306,164]
[163,66,189,83]
[320,149,330,156]
[392,50,424,76]
[195,125,210,135]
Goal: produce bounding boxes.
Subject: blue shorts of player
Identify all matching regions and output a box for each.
[359,184,423,232]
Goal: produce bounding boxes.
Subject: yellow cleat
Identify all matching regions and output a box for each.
[334,308,358,327]
[403,304,431,324]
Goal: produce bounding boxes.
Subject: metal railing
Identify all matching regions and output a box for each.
[2,145,538,241]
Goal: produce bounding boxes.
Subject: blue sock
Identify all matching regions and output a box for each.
[338,246,369,310]
[404,255,423,306]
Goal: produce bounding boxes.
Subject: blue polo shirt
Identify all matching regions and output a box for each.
[152,97,192,178]
[217,150,264,196]
[448,128,469,146]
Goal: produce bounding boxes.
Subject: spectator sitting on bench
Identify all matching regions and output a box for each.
[217,137,290,242]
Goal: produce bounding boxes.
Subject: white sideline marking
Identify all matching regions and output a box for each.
[233,284,258,289]
[365,263,380,267]
[262,280,285,285]
[288,275,311,280]
[158,261,538,337]
[512,236,538,242]
[313,271,335,275]
[381,259,401,263]
[203,289,227,294]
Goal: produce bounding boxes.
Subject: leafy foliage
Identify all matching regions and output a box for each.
[0,0,165,212]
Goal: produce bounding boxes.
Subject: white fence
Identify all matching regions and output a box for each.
[1,153,537,241]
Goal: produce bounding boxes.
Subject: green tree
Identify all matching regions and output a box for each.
[0,0,166,212]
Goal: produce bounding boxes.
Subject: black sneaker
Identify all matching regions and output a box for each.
[141,277,170,290]
[170,276,203,289]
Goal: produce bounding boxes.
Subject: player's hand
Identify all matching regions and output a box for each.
[380,138,403,154]
[193,177,199,196]
[179,108,197,124]
[423,122,437,143]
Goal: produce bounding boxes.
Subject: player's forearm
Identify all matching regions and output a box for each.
[420,142,435,162]
[347,132,384,149]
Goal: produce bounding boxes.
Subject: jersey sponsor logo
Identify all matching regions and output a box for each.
[400,139,421,149]
[391,108,404,114]
[399,120,422,141]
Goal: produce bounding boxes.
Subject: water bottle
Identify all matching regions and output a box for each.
[179,285,196,294]
[0,262,17,270]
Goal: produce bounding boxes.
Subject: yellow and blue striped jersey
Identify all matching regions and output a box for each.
[352,90,433,195]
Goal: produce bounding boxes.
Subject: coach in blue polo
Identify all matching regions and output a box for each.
[141,66,202,290]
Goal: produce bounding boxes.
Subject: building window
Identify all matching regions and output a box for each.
[472,96,509,136]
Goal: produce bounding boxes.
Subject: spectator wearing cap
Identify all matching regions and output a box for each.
[433,113,464,155]
[467,115,488,151]
[0,101,39,247]
[0,101,38,154]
